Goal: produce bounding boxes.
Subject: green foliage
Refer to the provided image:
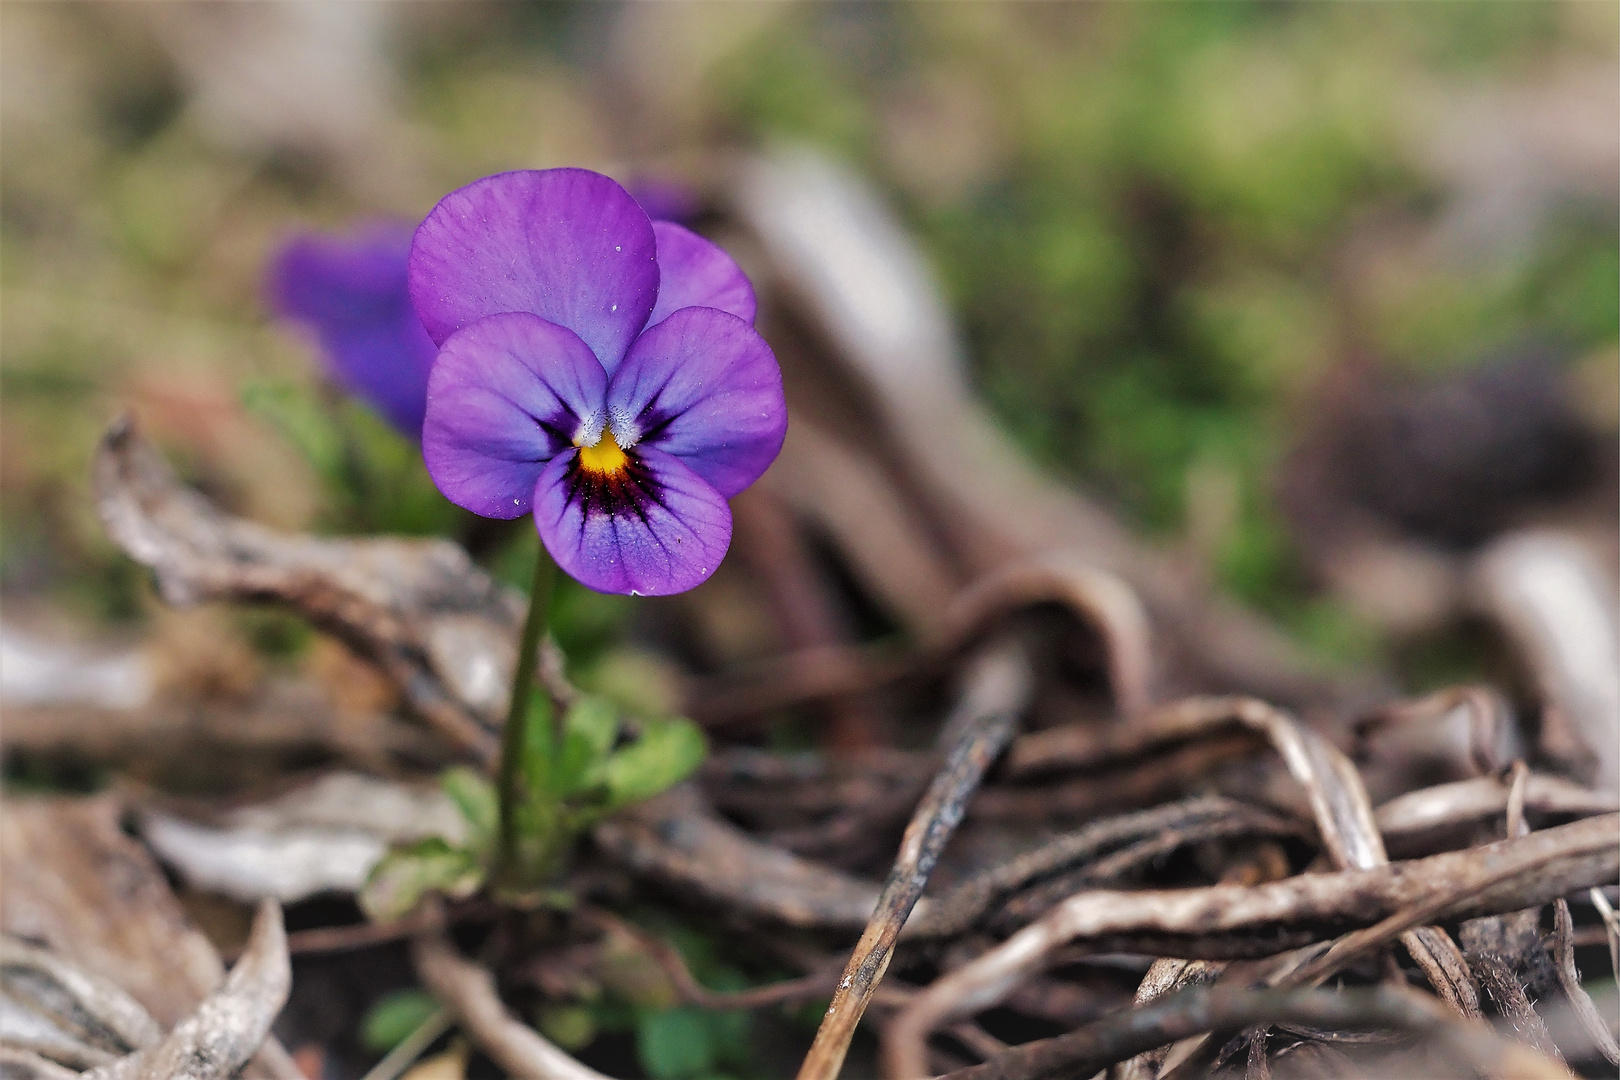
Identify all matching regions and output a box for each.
[234,609,312,661]
[628,923,762,1080]
[488,531,632,674]
[361,694,707,918]
[441,765,498,848]
[241,381,461,537]
[602,717,708,811]
[359,836,484,923]
[536,1004,597,1051]
[360,990,440,1053]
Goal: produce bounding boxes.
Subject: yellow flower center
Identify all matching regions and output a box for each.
[576,429,629,476]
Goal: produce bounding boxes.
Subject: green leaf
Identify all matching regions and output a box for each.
[603,718,707,810]
[359,837,483,922]
[521,690,558,795]
[241,382,345,483]
[637,1007,715,1080]
[441,766,497,852]
[552,694,619,798]
[361,990,440,1052]
[535,1004,597,1051]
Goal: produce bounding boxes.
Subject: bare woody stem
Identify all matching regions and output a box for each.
[496,541,556,887]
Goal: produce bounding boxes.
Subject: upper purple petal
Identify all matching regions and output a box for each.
[422,312,607,520]
[646,221,757,329]
[409,169,659,372]
[533,446,732,596]
[269,225,437,438]
[606,307,786,497]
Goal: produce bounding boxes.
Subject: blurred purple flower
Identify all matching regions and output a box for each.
[270,225,438,438]
[413,168,785,596]
[626,177,702,224]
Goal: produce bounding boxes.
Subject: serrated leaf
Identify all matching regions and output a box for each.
[359,837,483,922]
[441,766,496,851]
[603,718,707,810]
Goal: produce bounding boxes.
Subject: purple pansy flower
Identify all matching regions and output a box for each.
[413,168,786,597]
[270,225,438,439]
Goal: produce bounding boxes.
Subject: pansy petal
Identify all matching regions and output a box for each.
[422,312,606,519]
[533,446,732,596]
[646,221,757,328]
[606,307,786,497]
[270,226,437,437]
[409,169,658,371]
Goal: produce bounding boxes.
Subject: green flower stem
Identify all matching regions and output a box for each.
[496,540,556,887]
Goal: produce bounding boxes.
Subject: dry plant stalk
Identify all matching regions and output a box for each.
[412,927,610,1080]
[796,644,1031,1080]
[932,984,1576,1080]
[94,416,504,762]
[82,901,290,1080]
[883,814,1617,1075]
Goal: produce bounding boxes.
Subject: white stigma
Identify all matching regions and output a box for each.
[573,411,607,447]
[607,405,641,448]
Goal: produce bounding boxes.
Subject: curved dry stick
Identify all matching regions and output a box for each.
[795,644,1031,1080]
[940,553,1153,716]
[0,936,165,1057]
[592,783,890,931]
[1174,700,1481,1017]
[1356,684,1522,778]
[411,929,611,1080]
[984,808,1308,936]
[94,416,500,762]
[1551,897,1620,1065]
[1475,531,1620,794]
[880,815,1618,1077]
[938,695,1478,1066]
[1376,774,1618,843]
[83,900,290,1080]
[1590,887,1620,981]
[932,985,1574,1080]
[907,797,1297,940]
[0,1047,84,1080]
[696,552,1150,731]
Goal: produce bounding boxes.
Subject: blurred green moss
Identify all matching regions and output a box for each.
[2,0,1613,678]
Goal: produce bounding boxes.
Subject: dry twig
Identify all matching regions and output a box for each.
[94,416,503,761]
[83,900,290,1080]
[411,928,610,1080]
[932,985,1573,1080]
[796,643,1031,1080]
[592,783,888,931]
[908,796,1300,939]
[881,815,1617,1076]
[1550,897,1620,1065]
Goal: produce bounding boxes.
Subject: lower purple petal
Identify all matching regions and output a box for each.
[422,312,606,519]
[533,445,732,596]
[646,222,757,328]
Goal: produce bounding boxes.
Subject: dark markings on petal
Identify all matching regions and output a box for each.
[562,448,672,528]
[635,399,678,445]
